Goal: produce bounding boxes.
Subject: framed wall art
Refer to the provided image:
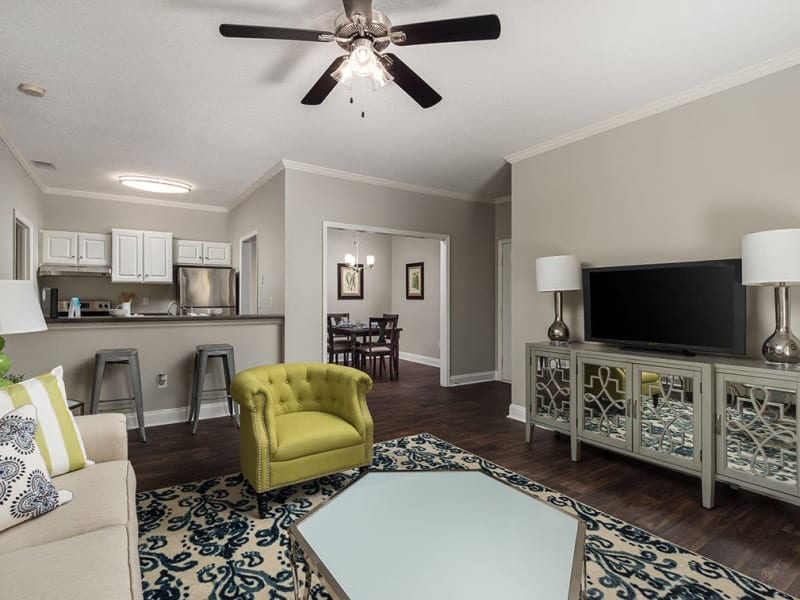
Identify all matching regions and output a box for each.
[406,262,424,299]
[337,263,364,300]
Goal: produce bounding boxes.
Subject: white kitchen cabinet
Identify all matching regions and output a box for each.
[203,241,231,266]
[174,239,232,266]
[77,233,110,266]
[40,231,78,265]
[173,240,204,265]
[112,229,173,284]
[40,230,110,266]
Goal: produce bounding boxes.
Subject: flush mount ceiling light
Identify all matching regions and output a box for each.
[17,83,46,98]
[118,176,192,194]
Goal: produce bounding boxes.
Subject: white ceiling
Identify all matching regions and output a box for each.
[1,1,799,208]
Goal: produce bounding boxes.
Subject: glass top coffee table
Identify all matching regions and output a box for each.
[288,470,586,599]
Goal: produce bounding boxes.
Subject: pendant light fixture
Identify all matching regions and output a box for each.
[344,237,375,271]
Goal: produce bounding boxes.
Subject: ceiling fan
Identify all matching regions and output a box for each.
[219,0,501,109]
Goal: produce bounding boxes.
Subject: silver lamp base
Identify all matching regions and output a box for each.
[763,330,800,365]
[547,291,570,343]
[763,285,800,365]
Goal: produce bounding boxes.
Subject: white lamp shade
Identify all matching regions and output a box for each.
[535,255,582,292]
[742,229,800,286]
[0,280,48,335]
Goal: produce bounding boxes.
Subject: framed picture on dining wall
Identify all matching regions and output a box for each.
[406,262,424,300]
[337,263,364,300]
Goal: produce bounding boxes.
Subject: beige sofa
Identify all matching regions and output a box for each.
[0,413,143,599]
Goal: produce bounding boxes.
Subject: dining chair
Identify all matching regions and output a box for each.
[355,317,398,380]
[382,313,400,376]
[327,313,351,365]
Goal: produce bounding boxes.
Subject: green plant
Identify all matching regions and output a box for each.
[345,270,357,291]
[411,271,419,290]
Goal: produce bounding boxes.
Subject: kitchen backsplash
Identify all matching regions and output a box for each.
[39,276,177,314]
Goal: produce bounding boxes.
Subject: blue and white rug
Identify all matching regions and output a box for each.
[136,433,794,599]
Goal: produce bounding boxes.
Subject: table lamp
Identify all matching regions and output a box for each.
[535,255,582,343]
[742,229,800,365]
[0,280,48,387]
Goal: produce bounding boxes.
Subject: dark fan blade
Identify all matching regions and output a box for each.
[381,54,441,109]
[301,57,348,105]
[343,0,373,25]
[219,24,333,42]
[391,14,500,46]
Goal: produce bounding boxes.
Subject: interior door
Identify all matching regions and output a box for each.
[499,240,512,382]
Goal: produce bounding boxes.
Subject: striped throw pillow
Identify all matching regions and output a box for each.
[0,366,89,476]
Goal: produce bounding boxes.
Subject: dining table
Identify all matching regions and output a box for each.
[332,324,402,378]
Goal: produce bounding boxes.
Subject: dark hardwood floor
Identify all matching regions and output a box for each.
[129,361,800,596]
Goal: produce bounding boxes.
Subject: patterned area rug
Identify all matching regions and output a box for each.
[136,433,794,599]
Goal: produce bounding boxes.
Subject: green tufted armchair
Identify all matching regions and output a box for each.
[231,363,374,517]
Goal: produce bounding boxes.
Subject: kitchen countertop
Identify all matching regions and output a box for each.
[46,314,284,324]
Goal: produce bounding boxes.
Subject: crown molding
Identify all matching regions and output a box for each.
[43,187,228,213]
[0,121,47,192]
[505,48,800,164]
[226,160,286,211]
[282,159,480,202]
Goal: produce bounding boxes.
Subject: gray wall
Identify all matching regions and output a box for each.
[42,193,227,240]
[284,170,495,376]
[227,172,285,314]
[327,229,391,322]
[0,140,43,279]
[390,236,440,359]
[510,65,800,410]
[495,201,511,241]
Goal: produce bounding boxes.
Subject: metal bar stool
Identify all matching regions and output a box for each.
[189,343,239,435]
[90,348,146,442]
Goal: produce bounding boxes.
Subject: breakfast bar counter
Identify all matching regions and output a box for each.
[45,314,284,325]
[7,315,284,429]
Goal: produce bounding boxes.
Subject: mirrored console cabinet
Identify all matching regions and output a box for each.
[526,342,800,509]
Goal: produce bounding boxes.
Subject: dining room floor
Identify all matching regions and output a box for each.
[128,359,800,596]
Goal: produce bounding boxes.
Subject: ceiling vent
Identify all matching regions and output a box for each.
[31,160,56,170]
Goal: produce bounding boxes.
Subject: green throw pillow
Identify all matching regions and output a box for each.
[0,366,89,476]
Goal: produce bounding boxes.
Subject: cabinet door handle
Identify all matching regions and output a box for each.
[715,413,722,434]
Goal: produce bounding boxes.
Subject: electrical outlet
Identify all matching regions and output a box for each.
[142,297,149,306]
[157,373,168,389]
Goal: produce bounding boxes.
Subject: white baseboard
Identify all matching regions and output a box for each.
[398,352,440,368]
[124,400,232,430]
[448,371,498,387]
[507,403,526,423]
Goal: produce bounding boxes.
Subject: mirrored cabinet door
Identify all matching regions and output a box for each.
[578,358,632,450]
[634,366,701,470]
[532,351,571,433]
[716,374,799,495]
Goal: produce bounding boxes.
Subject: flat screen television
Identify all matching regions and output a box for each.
[582,259,746,355]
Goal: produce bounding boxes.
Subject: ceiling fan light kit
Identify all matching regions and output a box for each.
[219,1,500,108]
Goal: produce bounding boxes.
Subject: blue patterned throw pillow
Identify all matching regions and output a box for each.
[0,404,72,532]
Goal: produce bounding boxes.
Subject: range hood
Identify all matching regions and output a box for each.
[38,265,111,278]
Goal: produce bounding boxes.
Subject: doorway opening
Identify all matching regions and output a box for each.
[239,232,258,314]
[12,210,33,280]
[322,222,450,387]
[497,239,511,382]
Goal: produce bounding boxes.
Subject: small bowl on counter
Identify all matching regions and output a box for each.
[109,308,128,318]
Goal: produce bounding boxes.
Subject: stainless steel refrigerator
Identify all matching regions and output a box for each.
[176,267,237,315]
